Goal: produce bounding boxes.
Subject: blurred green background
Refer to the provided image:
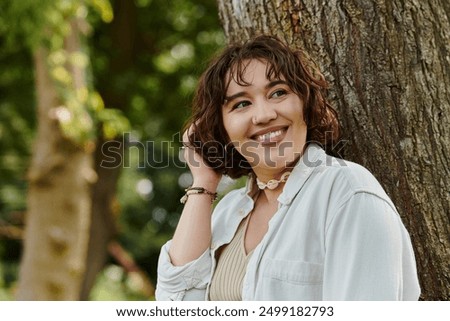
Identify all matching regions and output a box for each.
[0,0,227,300]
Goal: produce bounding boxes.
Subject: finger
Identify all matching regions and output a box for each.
[182,124,196,148]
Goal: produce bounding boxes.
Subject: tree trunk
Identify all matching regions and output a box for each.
[79,0,137,300]
[79,138,120,300]
[217,0,450,300]
[16,20,94,300]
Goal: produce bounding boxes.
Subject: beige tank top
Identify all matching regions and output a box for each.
[209,213,253,300]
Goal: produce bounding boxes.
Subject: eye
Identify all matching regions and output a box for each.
[232,100,251,110]
[270,89,287,98]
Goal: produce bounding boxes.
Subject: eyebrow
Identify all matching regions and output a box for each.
[224,80,288,103]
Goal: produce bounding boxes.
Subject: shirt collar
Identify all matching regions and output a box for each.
[278,143,325,205]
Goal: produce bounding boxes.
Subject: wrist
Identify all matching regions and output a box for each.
[180,186,218,204]
[191,177,220,192]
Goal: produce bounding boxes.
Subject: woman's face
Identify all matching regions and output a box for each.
[222,59,307,180]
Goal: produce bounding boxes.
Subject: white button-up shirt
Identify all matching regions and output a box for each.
[156,144,421,300]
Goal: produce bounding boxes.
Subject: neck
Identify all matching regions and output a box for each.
[252,170,289,205]
[253,168,290,184]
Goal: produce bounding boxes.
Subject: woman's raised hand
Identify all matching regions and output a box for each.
[169,125,220,266]
[182,124,221,190]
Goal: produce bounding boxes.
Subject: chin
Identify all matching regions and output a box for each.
[251,152,299,171]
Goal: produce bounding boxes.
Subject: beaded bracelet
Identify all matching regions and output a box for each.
[180,187,218,204]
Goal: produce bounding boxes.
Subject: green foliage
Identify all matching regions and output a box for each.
[0,261,18,300]
[91,0,224,137]
[0,0,112,49]
[88,0,114,23]
[0,0,128,213]
[90,0,226,285]
[98,108,130,140]
[0,0,52,50]
[42,1,128,147]
[0,0,129,297]
[0,5,36,225]
[0,0,227,298]
[89,265,149,300]
[1,0,128,148]
[0,41,29,295]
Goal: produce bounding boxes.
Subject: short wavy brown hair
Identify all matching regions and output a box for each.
[187,35,340,179]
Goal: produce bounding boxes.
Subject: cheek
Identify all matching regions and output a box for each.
[221,120,231,141]
[294,105,307,129]
[222,116,241,140]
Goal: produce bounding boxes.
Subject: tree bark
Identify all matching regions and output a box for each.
[16,20,94,300]
[217,0,450,300]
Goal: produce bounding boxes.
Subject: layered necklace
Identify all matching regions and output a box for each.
[256,171,291,190]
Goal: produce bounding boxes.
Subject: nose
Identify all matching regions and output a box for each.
[252,100,277,125]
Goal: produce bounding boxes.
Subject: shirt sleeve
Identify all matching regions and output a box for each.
[155,240,212,301]
[323,192,421,300]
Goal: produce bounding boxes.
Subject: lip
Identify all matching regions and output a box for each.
[251,125,288,144]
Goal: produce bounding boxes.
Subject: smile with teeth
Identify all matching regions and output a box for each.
[254,128,287,143]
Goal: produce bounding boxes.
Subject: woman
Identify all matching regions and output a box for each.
[156,35,420,300]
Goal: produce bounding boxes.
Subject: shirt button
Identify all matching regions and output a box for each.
[239,209,245,215]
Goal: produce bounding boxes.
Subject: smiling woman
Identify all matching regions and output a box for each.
[156,35,421,301]
[222,60,307,180]
[186,35,339,180]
